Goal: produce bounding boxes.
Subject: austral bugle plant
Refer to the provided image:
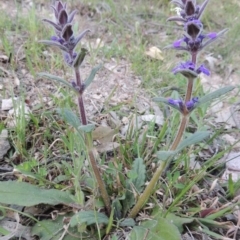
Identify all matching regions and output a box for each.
[128,0,233,218]
[39,0,111,215]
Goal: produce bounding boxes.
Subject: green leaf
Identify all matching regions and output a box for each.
[57,108,81,130]
[38,72,75,91]
[119,218,136,227]
[0,182,75,206]
[177,131,210,152]
[122,182,135,216]
[122,158,146,216]
[196,86,235,107]
[112,198,123,220]
[84,64,102,90]
[132,158,146,192]
[32,217,63,240]
[73,48,88,68]
[165,213,193,233]
[32,215,82,240]
[129,218,181,240]
[152,97,180,111]
[0,226,10,236]
[110,236,118,240]
[156,150,177,161]
[70,210,109,227]
[78,124,95,133]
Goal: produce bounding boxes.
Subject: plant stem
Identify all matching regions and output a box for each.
[75,68,87,125]
[128,49,198,219]
[184,78,194,103]
[74,67,111,215]
[128,115,189,219]
[170,115,189,150]
[86,133,111,215]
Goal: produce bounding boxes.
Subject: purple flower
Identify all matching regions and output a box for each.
[50,36,64,44]
[196,65,210,76]
[172,61,195,74]
[63,52,77,66]
[168,97,199,112]
[172,61,210,78]
[168,99,185,112]
[186,97,199,111]
[172,30,223,53]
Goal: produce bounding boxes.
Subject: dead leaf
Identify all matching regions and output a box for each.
[145,46,164,60]
[141,114,163,126]
[205,55,218,71]
[0,54,9,63]
[225,152,240,171]
[0,212,31,240]
[215,106,237,127]
[88,38,104,49]
[222,134,240,149]
[199,208,216,218]
[96,142,120,153]
[92,126,117,143]
[7,104,31,128]
[0,129,10,160]
[221,152,240,182]
[1,98,18,111]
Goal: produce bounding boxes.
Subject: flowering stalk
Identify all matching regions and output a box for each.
[40,1,111,215]
[129,0,227,218]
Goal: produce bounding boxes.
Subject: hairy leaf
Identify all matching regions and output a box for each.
[177,131,210,151]
[38,72,75,91]
[70,210,109,227]
[165,213,193,233]
[128,218,181,240]
[122,158,146,216]
[84,64,102,90]
[78,124,95,133]
[132,158,146,192]
[32,215,81,240]
[156,150,177,161]
[57,108,81,130]
[73,48,88,68]
[32,217,63,240]
[119,218,136,227]
[0,182,75,206]
[112,198,123,220]
[196,86,235,107]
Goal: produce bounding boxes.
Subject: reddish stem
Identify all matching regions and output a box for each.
[75,68,87,125]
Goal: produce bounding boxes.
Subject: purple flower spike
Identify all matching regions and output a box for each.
[169,0,209,22]
[40,0,90,66]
